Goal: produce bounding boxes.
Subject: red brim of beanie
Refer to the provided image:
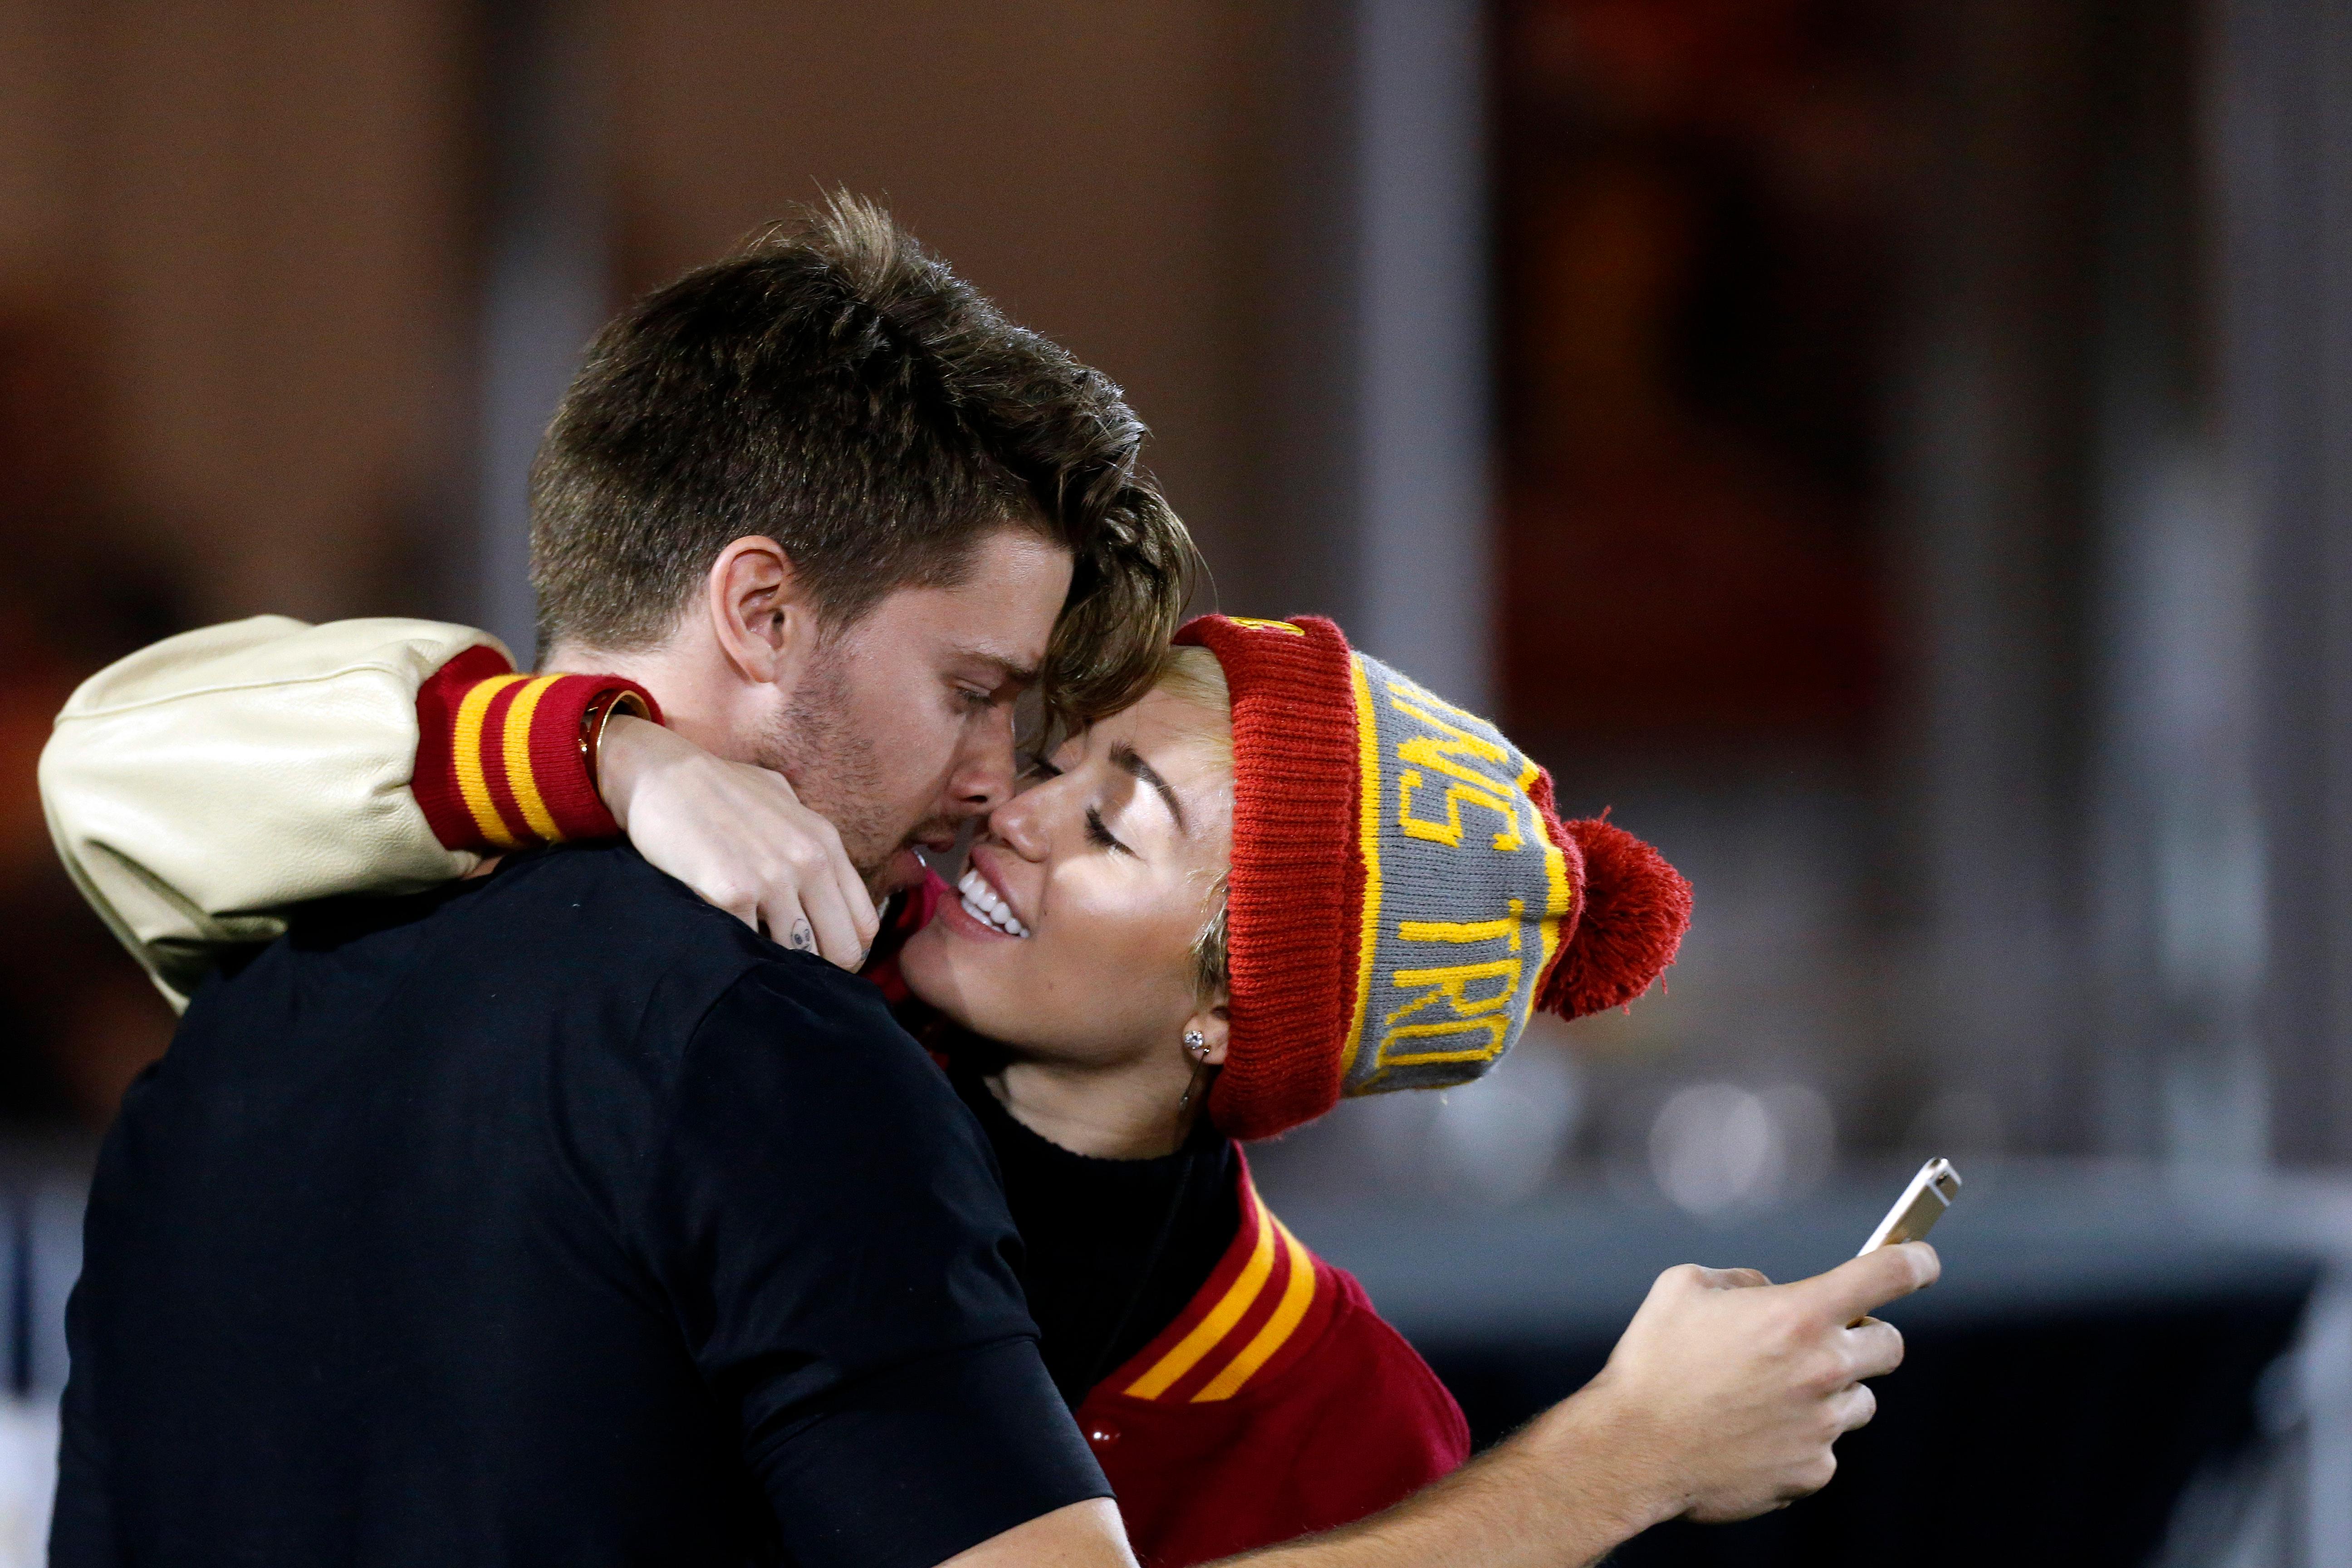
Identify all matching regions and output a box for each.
[1174,615,1363,1141]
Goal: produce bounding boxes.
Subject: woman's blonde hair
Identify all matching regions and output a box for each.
[1152,645,1234,1000]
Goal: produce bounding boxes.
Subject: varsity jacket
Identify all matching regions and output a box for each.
[1071,1157,1468,1564]
[40,616,1471,1565]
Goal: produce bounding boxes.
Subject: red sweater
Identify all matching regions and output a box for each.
[1078,1157,1469,1565]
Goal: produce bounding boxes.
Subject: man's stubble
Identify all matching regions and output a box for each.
[760,639,957,896]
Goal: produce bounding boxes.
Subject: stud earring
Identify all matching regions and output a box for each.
[1178,1030,1214,1116]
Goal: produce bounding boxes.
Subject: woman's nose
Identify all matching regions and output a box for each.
[988,785,1052,860]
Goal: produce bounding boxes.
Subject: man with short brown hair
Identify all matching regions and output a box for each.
[528,196,1188,725]
[51,197,1195,1568]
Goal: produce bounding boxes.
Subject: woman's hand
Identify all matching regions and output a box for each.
[1553,1241,1938,1527]
[1218,1244,1940,1568]
[595,715,880,970]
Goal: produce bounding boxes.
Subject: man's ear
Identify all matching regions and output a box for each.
[1184,1002,1231,1068]
[704,536,818,686]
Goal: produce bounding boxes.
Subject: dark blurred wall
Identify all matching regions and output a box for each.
[0,0,472,627]
[2212,0,2352,1168]
[0,0,1298,627]
[9,0,2343,1184]
[1908,0,2352,1173]
[1424,0,2298,1195]
[0,0,1309,1127]
[1896,0,2113,1160]
[602,0,1286,601]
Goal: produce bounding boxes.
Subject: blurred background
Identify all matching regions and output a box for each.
[4,0,2352,1562]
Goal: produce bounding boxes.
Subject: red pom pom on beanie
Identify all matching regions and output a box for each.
[1535,814,1693,1019]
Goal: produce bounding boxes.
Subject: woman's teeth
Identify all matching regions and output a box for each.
[956,867,1031,938]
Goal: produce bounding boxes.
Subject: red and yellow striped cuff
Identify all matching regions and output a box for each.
[412,644,662,853]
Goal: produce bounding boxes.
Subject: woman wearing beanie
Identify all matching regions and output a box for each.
[876,613,1692,1563]
[42,613,1692,1567]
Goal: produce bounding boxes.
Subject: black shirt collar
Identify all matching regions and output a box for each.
[951,1068,1241,1407]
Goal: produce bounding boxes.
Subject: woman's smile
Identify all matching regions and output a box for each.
[950,854,1031,939]
[897,682,1235,1102]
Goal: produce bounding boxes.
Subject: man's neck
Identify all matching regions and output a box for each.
[543,637,756,764]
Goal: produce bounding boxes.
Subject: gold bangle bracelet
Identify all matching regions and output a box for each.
[579,689,653,796]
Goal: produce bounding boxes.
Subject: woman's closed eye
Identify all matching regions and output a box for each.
[1020,751,1063,782]
[1086,806,1133,857]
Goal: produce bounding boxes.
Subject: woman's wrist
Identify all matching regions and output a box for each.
[593,713,673,831]
[1515,1377,1690,1541]
[1277,1388,1678,1568]
[579,690,652,798]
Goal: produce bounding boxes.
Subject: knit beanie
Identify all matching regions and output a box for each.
[1176,614,1692,1141]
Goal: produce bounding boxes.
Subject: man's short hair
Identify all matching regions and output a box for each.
[528,193,1195,722]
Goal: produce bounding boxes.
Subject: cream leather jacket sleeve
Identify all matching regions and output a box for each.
[41,616,509,1010]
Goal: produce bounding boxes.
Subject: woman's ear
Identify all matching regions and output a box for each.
[704,535,817,687]
[1184,1002,1231,1068]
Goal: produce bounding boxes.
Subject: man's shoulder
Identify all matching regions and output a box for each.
[490,844,913,1059]
[484,839,737,926]
[262,841,853,1046]
[186,841,925,1135]
[427,841,768,980]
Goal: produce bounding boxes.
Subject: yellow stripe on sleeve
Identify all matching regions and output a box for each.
[453,675,527,850]
[499,674,568,843]
[1191,1215,1318,1401]
[1122,1192,1279,1400]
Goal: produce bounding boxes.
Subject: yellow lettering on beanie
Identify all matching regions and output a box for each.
[1380,1016,1512,1063]
[1384,959,1522,1025]
[1397,768,1523,851]
[1341,654,1564,1097]
[1385,674,1488,729]
[1374,957,1522,1069]
[1397,899,1526,952]
[1391,700,1524,852]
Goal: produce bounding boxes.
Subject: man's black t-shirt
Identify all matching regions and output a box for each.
[53,844,1106,1568]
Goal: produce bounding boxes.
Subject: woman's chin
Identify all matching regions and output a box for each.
[898,921,1012,1029]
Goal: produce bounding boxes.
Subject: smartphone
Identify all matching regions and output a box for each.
[1858,1157,1961,1256]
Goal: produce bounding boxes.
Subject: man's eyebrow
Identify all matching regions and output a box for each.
[954,648,1043,688]
[1109,741,1187,833]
